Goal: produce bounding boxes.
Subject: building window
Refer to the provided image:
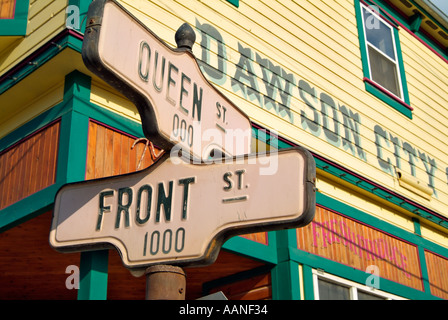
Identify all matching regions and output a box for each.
[313,270,405,300]
[355,1,412,119]
[0,0,28,35]
[0,0,15,19]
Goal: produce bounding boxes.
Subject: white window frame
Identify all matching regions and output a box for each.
[360,3,404,101]
[312,269,406,300]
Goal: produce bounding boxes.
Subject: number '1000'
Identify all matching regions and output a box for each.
[143,228,186,256]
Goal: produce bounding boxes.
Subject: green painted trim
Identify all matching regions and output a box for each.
[379,0,448,60]
[418,246,432,296]
[56,71,91,185]
[68,0,92,33]
[290,247,436,299]
[409,12,423,32]
[271,261,301,300]
[354,0,412,119]
[0,106,69,153]
[223,232,278,265]
[413,218,422,236]
[75,98,145,139]
[316,192,448,257]
[78,250,109,300]
[0,0,29,36]
[59,70,110,301]
[0,30,83,96]
[302,264,315,300]
[365,80,413,119]
[287,192,448,300]
[251,125,448,232]
[0,183,60,232]
[225,0,239,8]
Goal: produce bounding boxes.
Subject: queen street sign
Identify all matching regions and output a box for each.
[49,148,315,270]
[82,0,252,161]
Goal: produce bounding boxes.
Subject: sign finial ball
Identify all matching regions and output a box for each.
[175,23,196,50]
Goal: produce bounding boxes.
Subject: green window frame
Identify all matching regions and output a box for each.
[0,0,29,36]
[355,0,412,119]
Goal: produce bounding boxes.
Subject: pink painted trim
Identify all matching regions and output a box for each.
[67,28,85,41]
[317,204,417,247]
[251,122,448,225]
[88,118,139,140]
[363,77,413,111]
[377,0,448,65]
[360,0,399,29]
[425,248,448,261]
[312,204,425,291]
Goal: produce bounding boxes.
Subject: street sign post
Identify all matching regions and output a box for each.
[51,0,317,299]
[50,148,315,271]
[82,0,252,161]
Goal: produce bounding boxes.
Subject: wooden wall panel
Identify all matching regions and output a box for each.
[0,0,15,19]
[0,121,60,210]
[425,251,448,300]
[0,211,79,300]
[85,120,163,180]
[116,0,448,220]
[240,232,268,245]
[207,272,272,300]
[296,206,424,291]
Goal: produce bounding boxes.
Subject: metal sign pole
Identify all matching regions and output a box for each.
[144,25,192,301]
[145,265,186,300]
[50,0,316,301]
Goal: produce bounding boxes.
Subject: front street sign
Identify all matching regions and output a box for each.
[82,0,252,160]
[50,148,316,270]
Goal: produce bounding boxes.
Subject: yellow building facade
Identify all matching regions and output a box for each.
[1,0,448,300]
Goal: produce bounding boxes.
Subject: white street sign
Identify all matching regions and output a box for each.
[82,0,252,160]
[50,148,315,270]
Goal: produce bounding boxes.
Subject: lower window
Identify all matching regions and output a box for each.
[313,270,405,300]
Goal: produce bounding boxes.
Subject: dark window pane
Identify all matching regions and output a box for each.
[368,45,401,98]
[358,291,386,300]
[318,279,350,300]
[363,7,395,60]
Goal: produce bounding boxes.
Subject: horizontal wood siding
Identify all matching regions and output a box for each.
[296,206,424,291]
[0,120,60,210]
[0,0,67,76]
[425,250,448,300]
[117,0,448,219]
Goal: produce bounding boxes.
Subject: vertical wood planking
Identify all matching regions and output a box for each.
[0,0,15,19]
[425,251,448,299]
[0,121,60,210]
[85,121,162,180]
[296,206,424,291]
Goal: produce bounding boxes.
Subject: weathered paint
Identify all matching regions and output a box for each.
[107,0,448,223]
[296,206,424,291]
